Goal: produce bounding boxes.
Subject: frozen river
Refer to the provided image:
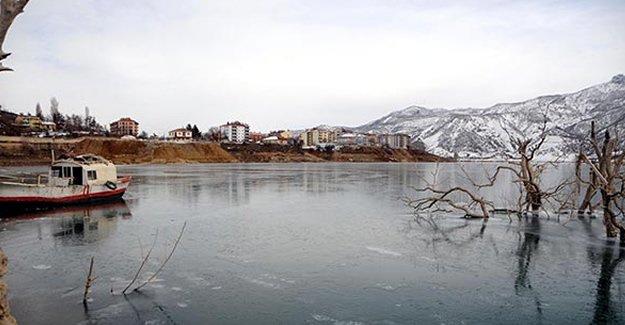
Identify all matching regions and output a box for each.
[0,163,623,324]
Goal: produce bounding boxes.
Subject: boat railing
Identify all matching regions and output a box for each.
[0,173,49,185]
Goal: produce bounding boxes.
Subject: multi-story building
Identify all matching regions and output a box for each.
[14,114,43,129]
[302,128,338,147]
[220,121,250,143]
[337,133,368,146]
[378,133,411,149]
[168,128,192,141]
[110,117,139,137]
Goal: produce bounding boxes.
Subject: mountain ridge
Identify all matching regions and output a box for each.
[356,74,625,159]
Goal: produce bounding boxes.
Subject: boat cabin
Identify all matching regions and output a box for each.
[48,155,117,187]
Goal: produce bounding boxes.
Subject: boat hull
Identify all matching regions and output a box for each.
[0,177,131,213]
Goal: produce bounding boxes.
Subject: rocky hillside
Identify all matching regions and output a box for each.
[357,75,625,159]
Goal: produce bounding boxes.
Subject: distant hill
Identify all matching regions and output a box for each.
[356,75,625,159]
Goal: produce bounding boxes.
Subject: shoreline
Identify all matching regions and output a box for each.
[0,137,449,166]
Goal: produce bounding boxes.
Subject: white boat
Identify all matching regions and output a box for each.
[0,154,131,211]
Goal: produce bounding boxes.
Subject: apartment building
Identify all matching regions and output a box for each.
[110,117,139,137]
[220,121,250,143]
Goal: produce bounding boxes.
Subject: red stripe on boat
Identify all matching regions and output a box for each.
[119,176,132,184]
[0,187,126,203]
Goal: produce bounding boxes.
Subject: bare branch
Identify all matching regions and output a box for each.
[122,230,159,295]
[134,222,187,292]
[0,0,30,71]
[409,186,493,218]
[83,257,95,305]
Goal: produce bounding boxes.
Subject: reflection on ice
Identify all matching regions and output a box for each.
[310,313,367,325]
[49,201,132,243]
[1,164,624,324]
[365,246,402,257]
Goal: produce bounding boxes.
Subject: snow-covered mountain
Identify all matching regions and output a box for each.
[356,74,625,159]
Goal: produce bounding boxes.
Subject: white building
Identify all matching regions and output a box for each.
[220,121,249,143]
[338,133,368,146]
[168,128,192,141]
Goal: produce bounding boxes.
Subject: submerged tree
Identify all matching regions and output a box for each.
[409,112,572,218]
[405,163,494,219]
[578,122,625,241]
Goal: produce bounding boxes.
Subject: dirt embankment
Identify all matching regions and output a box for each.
[223,143,325,162]
[224,143,447,163]
[0,137,449,165]
[312,146,445,162]
[73,139,236,164]
[0,137,236,165]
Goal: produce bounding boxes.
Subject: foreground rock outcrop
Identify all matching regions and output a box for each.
[0,248,16,325]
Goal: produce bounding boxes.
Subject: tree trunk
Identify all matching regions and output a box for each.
[578,170,597,214]
[601,192,619,238]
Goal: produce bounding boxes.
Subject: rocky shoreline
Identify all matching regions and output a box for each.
[0,137,448,166]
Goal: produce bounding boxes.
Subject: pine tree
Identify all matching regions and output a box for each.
[50,97,64,127]
[35,102,43,119]
[192,124,201,139]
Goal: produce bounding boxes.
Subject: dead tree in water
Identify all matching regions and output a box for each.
[578,122,625,240]
[405,163,494,218]
[83,257,95,305]
[576,151,598,215]
[407,109,572,219]
[485,112,573,215]
[408,186,494,219]
[481,133,549,214]
[0,0,30,72]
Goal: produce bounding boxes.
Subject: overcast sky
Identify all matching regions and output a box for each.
[1,0,624,134]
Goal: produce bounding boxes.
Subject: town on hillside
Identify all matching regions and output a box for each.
[0,103,415,151]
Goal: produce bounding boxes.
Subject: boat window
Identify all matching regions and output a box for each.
[87,170,97,180]
[63,166,72,178]
[72,167,83,185]
[51,166,61,177]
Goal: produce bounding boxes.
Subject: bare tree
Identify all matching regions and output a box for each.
[576,151,598,215]
[406,107,573,220]
[578,122,625,240]
[0,2,29,323]
[0,0,30,72]
[481,106,574,215]
[404,163,494,218]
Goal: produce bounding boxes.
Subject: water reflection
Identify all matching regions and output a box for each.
[2,200,132,245]
[138,164,431,205]
[49,201,132,245]
[514,216,543,319]
[591,242,625,324]
[410,214,625,324]
[1,163,623,324]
